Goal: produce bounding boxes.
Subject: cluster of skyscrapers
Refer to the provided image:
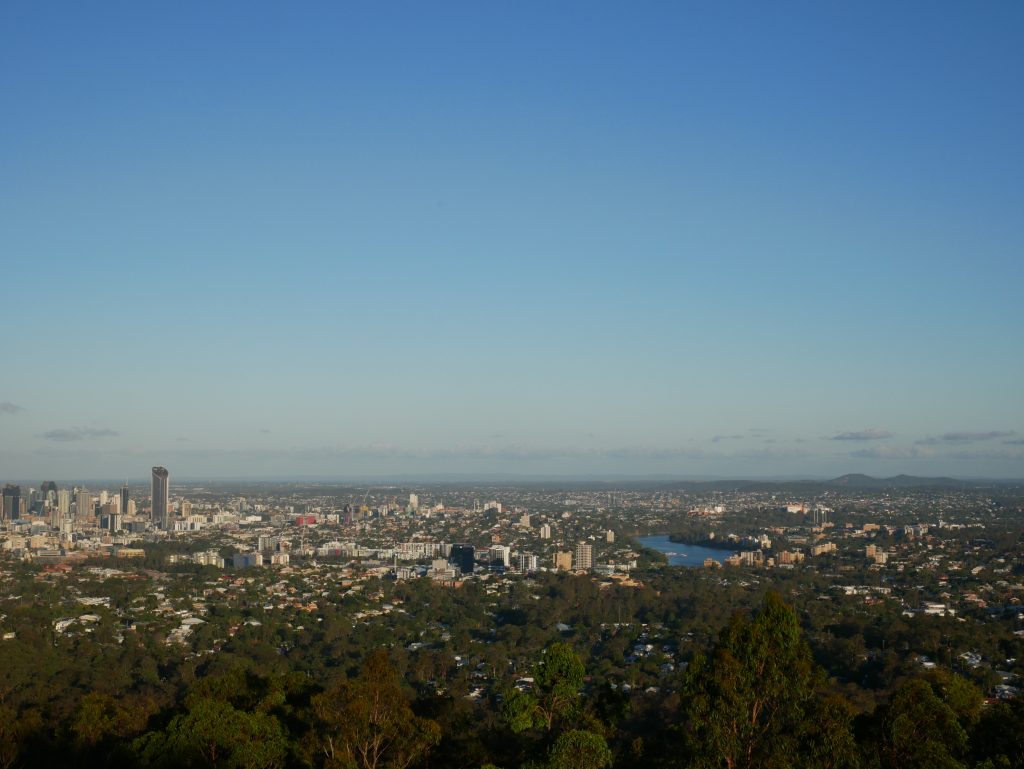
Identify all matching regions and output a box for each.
[444,540,592,575]
[0,466,171,531]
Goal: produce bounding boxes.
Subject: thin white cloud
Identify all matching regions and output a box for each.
[917,431,1014,445]
[41,427,119,442]
[831,429,893,441]
[0,402,23,414]
[850,445,933,460]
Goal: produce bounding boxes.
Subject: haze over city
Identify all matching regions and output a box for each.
[2,3,1022,480]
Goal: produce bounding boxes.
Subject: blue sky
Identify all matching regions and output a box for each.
[2,2,1022,480]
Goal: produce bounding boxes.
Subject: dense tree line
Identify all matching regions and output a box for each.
[1,564,1023,768]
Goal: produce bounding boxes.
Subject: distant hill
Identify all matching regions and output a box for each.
[653,473,993,493]
[826,473,964,489]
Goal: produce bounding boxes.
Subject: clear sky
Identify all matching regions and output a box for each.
[2,2,1022,480]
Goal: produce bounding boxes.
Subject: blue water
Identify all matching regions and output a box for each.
[636,535,733,567]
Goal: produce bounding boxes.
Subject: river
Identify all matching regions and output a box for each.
[635,534,734,567]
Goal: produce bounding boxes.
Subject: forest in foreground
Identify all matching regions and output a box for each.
[2,562,1024,769]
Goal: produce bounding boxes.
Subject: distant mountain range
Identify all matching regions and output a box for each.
[825,473,964,488]
[652,473,1007,493]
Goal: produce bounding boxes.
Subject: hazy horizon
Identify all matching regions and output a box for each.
[3,3,1022,481]
[4,471,1024,489]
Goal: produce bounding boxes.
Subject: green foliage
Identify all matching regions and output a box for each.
[4,557,1024,769]
[501,642,585,735]
[921,668,983,727]
[971,696,1024,768]
[874,678,967,769]
[547,730,612,769]
[71,691,148,753]
[502,687,542,734]
[311,649,441,769]
[533,643,585,732]
[679,591,849,769]
[974,759,1012,769]
[0,705,24,769]
[135,696,288,769]
[798,693,861,769]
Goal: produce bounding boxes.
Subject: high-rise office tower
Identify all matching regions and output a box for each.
[489,545,511,569]
[41,481,57,508]
[517,553,539,573]
[2,485,20,521]
[575,542,593,571]
[58,488,71,517]
[120,483,129,517]
[152,467,169,528]
[75,488,91,521]
[449,544,474,575]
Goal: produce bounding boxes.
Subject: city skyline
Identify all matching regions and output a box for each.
[2,3,1022,480]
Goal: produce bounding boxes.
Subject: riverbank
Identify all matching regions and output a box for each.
[667,533,757,551]
[634,535,734,567]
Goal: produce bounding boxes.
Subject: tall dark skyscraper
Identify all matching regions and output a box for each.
[120,483,130,516]
[40,480,58,510]
[151,467,169,528]
[449,544,475,575]
[2,484,21,521]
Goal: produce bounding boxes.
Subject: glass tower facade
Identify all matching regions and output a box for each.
[151,467,169,528]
